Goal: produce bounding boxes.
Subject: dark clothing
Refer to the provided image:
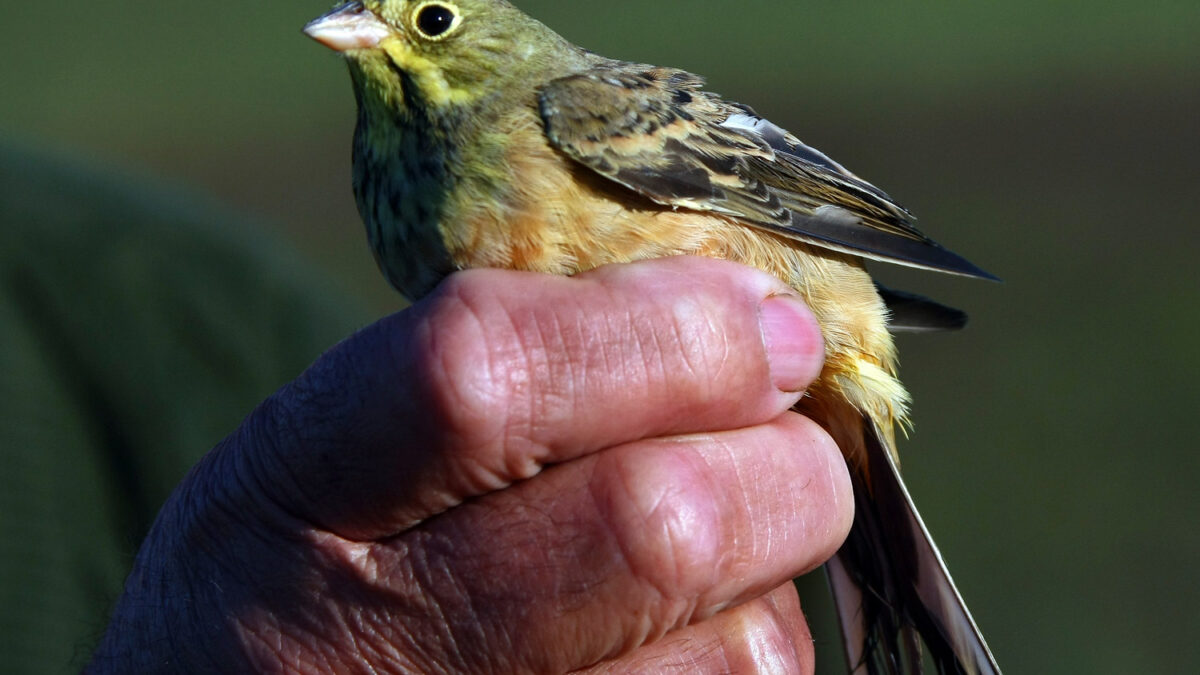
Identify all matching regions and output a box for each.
[0,141,370,673]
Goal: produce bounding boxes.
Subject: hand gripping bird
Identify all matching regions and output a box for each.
[305,1,1001,672]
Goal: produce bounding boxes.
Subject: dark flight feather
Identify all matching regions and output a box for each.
[829,419,1001,675]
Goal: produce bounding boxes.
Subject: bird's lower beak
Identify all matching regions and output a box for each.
[304,2,391,52]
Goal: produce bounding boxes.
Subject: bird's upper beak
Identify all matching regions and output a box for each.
[304,2,391,52]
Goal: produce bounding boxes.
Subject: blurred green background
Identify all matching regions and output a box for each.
[3,0,1198,672]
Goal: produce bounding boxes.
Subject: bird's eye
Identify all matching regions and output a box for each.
[412,2,460,39]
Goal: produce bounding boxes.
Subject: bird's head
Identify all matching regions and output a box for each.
[305,0,579,117]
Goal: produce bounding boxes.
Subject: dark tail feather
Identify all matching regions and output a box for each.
[827,420,1001,675]
[875,283,968,333]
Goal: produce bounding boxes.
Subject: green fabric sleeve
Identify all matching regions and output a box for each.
[0,139,373,673]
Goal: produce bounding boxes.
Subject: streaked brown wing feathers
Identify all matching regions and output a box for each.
[538,62,995,279]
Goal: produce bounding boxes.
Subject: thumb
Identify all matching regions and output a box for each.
[232,257,823,540]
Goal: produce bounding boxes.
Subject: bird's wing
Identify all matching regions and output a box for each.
[538,62,994,279]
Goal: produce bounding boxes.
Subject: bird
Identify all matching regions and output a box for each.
[304,1,1001,672]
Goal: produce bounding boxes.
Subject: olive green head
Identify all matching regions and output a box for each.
[305,0,582,115]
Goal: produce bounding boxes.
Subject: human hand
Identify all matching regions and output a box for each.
[87,256,852,674]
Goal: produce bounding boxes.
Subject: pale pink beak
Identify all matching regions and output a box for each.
[304,2,391,52]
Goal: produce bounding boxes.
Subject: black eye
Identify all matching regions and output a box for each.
[415,3,458,38]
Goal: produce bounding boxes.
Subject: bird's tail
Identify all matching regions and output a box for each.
[826,419,1001,675]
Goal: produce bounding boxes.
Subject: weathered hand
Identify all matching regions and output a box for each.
[87,257,851,674]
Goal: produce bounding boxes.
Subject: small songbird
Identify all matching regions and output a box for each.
[305,1,1001,672]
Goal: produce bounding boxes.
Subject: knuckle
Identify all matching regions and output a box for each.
[719,598,811,674]
[418,277,527,431]
[592,443,728,600]
[769,413,854,562]
[661,290,737,393]
[410,274,544,478]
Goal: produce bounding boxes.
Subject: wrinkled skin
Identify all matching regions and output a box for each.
[86,257,852,674]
